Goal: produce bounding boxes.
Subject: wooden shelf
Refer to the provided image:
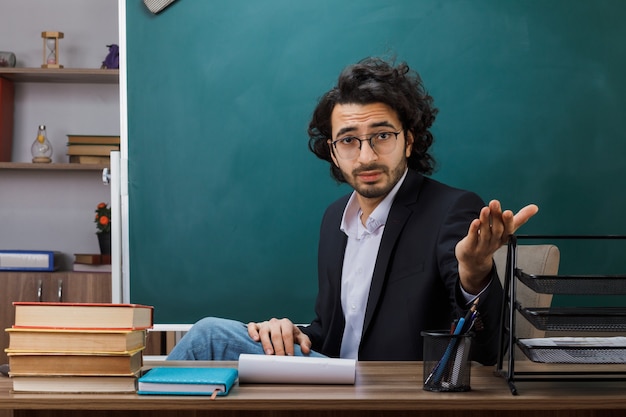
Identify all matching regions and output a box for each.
[0,68,118,84]
[0,162,107,171]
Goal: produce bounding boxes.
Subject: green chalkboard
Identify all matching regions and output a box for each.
[126,1,626,324]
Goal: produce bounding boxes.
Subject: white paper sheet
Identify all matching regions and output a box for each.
[521,336,626,347]
[237,354,356,384]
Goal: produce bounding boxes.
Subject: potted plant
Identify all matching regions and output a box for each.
[95,202,111,254]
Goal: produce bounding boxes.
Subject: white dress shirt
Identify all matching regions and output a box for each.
[339,170,407,359]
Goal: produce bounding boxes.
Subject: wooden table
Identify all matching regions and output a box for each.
[1,361,625,417]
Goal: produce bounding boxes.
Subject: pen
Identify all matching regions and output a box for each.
[461,297,479,333]
[426,317,466,385]
[450,319,458,334]
[448,300,480,385]
[466,310,479,332]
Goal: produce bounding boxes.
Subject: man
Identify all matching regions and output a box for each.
[168,57,538,364]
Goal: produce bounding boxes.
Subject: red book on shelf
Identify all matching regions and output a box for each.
[12,302,154,330]
[0,77,14,162]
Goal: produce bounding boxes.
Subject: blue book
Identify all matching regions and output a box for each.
[0,250,60,271]
[137,367,238,396]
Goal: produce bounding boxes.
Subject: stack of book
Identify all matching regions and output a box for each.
[73,253,112,272]
[5,302,153,393]
[66,135,120,165]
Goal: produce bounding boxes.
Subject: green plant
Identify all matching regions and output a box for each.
[95,202,111,234]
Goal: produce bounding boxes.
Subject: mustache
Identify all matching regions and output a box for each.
[353,164,388,176]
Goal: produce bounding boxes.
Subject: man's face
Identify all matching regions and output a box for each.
[329,102,413,204]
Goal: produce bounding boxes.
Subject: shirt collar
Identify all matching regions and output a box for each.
[340,168,408,238]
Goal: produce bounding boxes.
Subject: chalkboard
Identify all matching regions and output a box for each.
[126,0,626,324]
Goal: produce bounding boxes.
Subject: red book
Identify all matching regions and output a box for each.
[0,77,14,162]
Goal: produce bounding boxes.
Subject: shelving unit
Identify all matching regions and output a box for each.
[496,235,626,395]
[0,67,118,169]
[0,4,121,383]
[0,162,107,171]
[0,68,118,84]
[0,67,119,247]
[0,68,118,360]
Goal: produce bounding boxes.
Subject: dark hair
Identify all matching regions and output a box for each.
[308,57,438,183]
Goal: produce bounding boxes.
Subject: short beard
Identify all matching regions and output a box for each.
[346,161,407,199]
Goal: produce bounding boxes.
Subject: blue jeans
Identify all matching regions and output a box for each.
[166,317,326,360]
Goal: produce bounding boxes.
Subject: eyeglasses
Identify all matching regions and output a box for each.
[331,131,401,160]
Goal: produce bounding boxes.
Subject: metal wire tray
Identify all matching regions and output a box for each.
[518,306,626,332]
[517,339,626,364]
[516,270,626,295]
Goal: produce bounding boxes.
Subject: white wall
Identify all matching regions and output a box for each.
[0,0,120,270]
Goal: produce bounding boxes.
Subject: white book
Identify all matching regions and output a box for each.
[11,374,138,393]
[0,250,60,271]
[72,263,112,272]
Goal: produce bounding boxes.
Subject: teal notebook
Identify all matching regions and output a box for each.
[137,367,238,396]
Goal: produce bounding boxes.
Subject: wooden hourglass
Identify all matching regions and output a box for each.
[41,31,64,69]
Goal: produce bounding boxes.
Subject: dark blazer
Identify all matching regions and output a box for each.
[300,169,503,364]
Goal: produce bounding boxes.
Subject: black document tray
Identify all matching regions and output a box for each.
[516,270,626,295]
[518,306,626,332]
[517,338,626,364]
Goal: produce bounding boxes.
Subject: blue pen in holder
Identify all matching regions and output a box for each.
[421,330,473,392]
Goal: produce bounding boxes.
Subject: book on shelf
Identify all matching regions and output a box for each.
[5,328,147,353]
[13,302,154,330]
[7,347,144,376]
[69,155,110,165]
[72,263,112,272]
[66,144,120,156]
[72,253,112,272]
[138,367,238,397]
[0,77,14,163]
[10,372,139,393]
[74,253,111,265]
[66,134,120,145]
[0,250,60,271]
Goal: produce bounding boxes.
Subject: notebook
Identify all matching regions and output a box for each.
[137,367,238,396]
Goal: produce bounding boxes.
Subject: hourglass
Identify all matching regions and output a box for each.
[41,31,64,69]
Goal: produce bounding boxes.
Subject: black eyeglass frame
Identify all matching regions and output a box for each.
[330,131,402,159]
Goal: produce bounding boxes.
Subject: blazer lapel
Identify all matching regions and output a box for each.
[361,171,424,334]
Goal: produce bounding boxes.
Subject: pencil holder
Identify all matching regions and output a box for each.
[421,330,473,392]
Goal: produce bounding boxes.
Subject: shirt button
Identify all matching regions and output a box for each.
[351,304,357,310]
